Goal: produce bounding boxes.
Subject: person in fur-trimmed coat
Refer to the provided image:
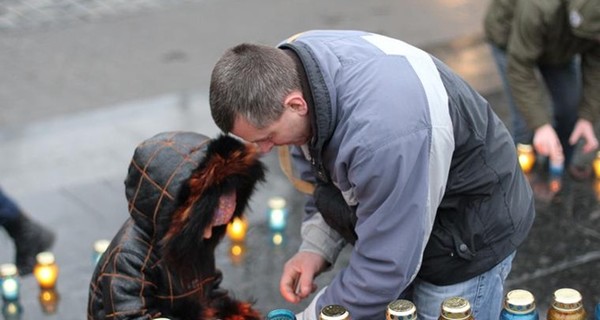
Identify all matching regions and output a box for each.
[87,131,266,320]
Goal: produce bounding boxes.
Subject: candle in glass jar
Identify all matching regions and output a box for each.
[0,263,19,302]
[34,252,59,289]
[93,239,111,265]
[268,197,288,232]
[226,217,247,242]
[517,144,536,174]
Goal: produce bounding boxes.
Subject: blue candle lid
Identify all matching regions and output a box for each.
[267,308,296,320]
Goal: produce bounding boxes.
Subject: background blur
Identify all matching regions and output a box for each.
[0,0,598,319]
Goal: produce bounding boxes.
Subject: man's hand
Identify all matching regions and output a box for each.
[280,251,327,303]
[569,119,599,154]
[534,124,564,164]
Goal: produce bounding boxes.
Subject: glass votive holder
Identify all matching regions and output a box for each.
[226,217,247,242]
[517,144,536,174]
[549,158,564,176]
[268,197,288,232]
[0,263,20,302]
[34,252,59,290]
[92,239,111,265]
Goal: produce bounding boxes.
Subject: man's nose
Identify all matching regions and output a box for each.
[256,141,274,153]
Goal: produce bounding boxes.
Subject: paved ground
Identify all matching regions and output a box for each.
[0,1,599,319]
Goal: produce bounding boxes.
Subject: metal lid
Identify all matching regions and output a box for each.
[387,299,417,319]
[440,297,472,319]
[517,143,534,152]
[268,197,287,210]
[504,289,536,314]
[36,251,56,265]
[0,263,18,277]
[320,305,350,320]
[552,288,583,311]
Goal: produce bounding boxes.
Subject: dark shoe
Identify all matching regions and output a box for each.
[14,219,55,276]
[567,164,593,181]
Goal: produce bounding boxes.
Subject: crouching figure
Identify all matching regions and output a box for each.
[88,131,266,320]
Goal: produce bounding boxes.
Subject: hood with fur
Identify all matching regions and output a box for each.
[124,131,266,266]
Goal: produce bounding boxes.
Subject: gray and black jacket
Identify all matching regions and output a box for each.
[278,30,535,320]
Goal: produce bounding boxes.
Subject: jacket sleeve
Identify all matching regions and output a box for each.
[313,132,433,319]
[100,250,162,320]
[580,44,600,122]
[505,0,550,130]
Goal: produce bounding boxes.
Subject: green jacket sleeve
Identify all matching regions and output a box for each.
[506,1,551,130]
[580,44,600,123]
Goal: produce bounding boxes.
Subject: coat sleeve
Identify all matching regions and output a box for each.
[505,1,551,130]
[580,44,600,122]
[314,132,433,319]
[100,250,162,319]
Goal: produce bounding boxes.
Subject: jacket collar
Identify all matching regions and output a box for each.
[279,42,333,183]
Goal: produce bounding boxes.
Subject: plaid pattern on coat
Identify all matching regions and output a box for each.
[87,131,266,320]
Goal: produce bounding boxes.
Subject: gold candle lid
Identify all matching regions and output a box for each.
[0,263,18,277]
[552,288,583,311]
[517,143,534,152]
[36,252,56,265]
[387,299,417,319]
[504,289,536,314]
[268,197,287,209]
[440,297,472,319]
[320,304,349,320]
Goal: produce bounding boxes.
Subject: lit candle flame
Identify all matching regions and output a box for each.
[226,217,247,242]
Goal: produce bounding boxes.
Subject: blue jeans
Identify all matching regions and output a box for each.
[489,44,581,165]
[411,251,516,320]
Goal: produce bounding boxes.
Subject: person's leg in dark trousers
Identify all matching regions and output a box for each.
[489,43,535,145]
[539,58,581,168]
[0,187,55,275]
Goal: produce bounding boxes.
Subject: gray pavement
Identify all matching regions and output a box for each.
[0,1,599,319]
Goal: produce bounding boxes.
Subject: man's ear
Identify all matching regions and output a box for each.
[283,90,308,115]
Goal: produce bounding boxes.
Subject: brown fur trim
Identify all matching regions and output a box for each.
[165,142,259,242]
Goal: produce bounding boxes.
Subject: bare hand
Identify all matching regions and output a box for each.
[279,251,327,303]
[534,124,564,164]
[569,119,599,154]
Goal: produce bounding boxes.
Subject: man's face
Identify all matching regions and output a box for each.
[231,92,311,153]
